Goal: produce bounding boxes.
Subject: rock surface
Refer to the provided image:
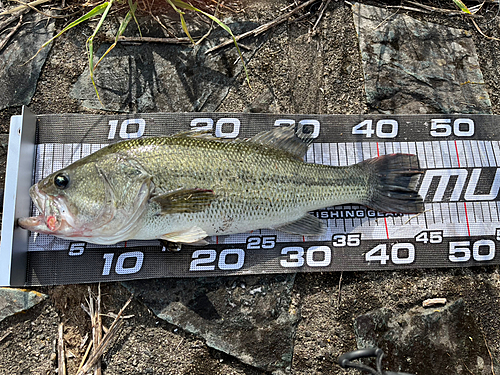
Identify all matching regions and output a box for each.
[353,2,492,114]
[0,13,54,110]
[124,275,299,372]
[70,22,266,112]
[355,299,500,374]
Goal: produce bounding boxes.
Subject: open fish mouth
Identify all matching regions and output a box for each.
[18,185,74,234]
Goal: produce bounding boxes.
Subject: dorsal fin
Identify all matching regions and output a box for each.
[171,129,218,140]
[171,125,316,159]
[248,125,315,159]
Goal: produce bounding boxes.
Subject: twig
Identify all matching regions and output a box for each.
[0,331,11,344]
[205,0,320,54]
[337,271,343,305]
[0,0,50,16]
[195,0,221,46]
[0,11,25,32]
[313,0,332,30]
[108,36,191,44]
[58,323,66,375]
[386,5,431,14]
[90,285,102,375]
[76,296,133,375]
[405,0,480,16]
[0,14,22,52]
[482,330,496,375]
[77,340,93,374]
[471,18,500,41]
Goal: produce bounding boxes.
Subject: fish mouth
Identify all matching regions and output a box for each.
[18,184,75,235]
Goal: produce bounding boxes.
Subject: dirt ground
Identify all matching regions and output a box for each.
[1,0,500,374]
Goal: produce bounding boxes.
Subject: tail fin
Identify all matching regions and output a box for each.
[359,154,424,214]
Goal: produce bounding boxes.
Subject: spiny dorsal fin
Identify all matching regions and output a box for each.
[248,125,316,159]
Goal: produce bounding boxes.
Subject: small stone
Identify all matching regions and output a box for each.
[0,288,48,323]
[422,298,447,307]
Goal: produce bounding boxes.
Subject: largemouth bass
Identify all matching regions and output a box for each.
[18,126,424,245]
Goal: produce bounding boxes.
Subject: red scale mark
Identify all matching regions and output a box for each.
[377,142,390,240]
[454,140,471,237]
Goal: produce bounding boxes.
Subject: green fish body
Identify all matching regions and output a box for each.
[18,126,424,245]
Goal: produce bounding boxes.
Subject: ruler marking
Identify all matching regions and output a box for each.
[433,141,443,168]
[464,202,471,237]
[464,140,475,167]
[470,140,480,167]
[492,141,500,167]
[453,140,470,235]
[454,140,461,168]
[321,143,331,166]
[339,142,347,166]
[491,201,499,223]
[424,141,435,169]
[330,143,339,166]
[392,141,401,154]
[376,141,390,239]
[483,201,493,223]
[417,141,429,229]
[485,141,496,167]
[346,142,355,165]
[478,141,490,167]
[444,202,452,224]
[497,201,500,227]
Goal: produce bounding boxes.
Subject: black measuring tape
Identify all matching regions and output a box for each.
[4,111,500,286]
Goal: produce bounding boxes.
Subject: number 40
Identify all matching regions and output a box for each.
[365,243,415,265]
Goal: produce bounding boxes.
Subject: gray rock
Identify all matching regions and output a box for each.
[70,22,266,112]
[355,299,500,374]
[0,13,54,110]
[124,274,298,372]
[0,287,47,322]
[352,3,492,114]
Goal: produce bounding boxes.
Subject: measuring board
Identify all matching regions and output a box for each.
[2,107,500,286]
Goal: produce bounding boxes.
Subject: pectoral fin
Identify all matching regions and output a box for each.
[274,214,326,236]
[152,188,215,215]
[160,226,209,244]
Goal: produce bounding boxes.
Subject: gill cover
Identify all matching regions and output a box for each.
[82,155,153,244]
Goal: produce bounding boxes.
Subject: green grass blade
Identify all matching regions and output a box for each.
[452,0,471,13]
[27,3,108,63]
[166,0,195,43]
[87,0,114,105]
[166,0,250,85]
[94,7,134,70]
[128,0,142,37]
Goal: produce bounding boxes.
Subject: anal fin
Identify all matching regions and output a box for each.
[160,226,209,245]
[274,214,326,236]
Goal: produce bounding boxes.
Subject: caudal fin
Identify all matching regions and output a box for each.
[359,154,424,214]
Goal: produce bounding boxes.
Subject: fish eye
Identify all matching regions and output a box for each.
[54,173,70,189]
